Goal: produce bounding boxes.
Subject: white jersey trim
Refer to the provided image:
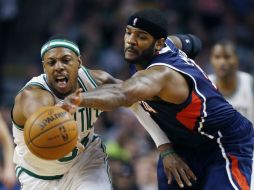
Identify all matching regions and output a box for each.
[217,131,239,190]
[147,63,214,139]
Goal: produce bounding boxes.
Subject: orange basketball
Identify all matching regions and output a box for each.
[24,106,78,160]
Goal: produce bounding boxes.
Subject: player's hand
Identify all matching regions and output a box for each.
[76,141,85,153]
[57,88,82,114]
[162,152,197,188]
[76,136,85,153]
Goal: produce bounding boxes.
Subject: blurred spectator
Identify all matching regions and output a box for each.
[0,0,19,104]
[111,160,138,190]
[0,112,19,190]
[99,108,158,190]
[135,151,158,190]
[208,41,254,189]
[209,40,254,124]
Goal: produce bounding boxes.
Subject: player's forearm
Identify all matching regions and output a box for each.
[80,85,133,111]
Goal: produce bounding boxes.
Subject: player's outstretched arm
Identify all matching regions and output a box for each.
[12,86,55,126]
[63,65,189,111]
[63,67,165,111]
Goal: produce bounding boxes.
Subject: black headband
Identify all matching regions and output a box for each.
[127,15,167,39]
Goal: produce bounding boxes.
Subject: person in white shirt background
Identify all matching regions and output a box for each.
[209,40,254,190]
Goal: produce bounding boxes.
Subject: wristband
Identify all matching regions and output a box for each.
[160,149,175,160]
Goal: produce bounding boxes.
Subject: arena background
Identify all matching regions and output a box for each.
[0,0,254,189]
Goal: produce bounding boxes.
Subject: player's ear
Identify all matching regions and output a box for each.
[78,56,82,68]
[155,38,166,51]
[42,61,46,72]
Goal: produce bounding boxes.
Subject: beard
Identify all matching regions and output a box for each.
[124,41,156,66]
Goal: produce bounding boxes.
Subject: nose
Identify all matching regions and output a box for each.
[54,61,64,71]
[217,58,227,66]
[126,33,137,45]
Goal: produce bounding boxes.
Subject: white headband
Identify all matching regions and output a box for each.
[41,39,80,58]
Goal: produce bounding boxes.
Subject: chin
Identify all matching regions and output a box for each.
[54,88,72,98]
[124,57,138,64]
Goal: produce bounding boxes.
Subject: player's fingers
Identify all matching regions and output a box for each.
[68,105,77,115]
[75,88,83,95]
[55,102,63,108]
[59,102,76,114]
[179,168,192,187]
[70,96,81,105]
[172,168,184,188]
[166,170,173,184]
[59,103,70,111]
[76,141,85,152]
[68,90,82,106]
[183,164,197,181]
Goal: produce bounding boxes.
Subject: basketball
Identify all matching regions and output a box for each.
[24,106,78,160]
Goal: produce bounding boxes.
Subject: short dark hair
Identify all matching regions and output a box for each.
[127,9,168,39]
[48,34,73,41]
[214,40,237,54]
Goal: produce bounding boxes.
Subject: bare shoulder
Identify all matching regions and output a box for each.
[14,86,54,106]
[144,65,189,104]
[88,69,122,85]
[135,65,174,80]
[13,86,55,125]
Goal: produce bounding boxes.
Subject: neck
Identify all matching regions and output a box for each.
[134,59,153,71]
[48,83,79,100]
[215,73,238,97]
[135,64,145,71]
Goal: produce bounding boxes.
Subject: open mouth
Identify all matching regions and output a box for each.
[55,76,69,89]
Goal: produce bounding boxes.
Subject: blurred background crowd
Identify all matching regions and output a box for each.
[0,0,254,189]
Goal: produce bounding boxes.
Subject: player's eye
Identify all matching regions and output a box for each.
[46,60,56,66]
[125,30,131,35]
[139,35,148,40]
[62,59,71,64]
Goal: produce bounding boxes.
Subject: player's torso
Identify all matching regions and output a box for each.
[141,39,236,147]
[13,66,101,177]
[209,71,254,124]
